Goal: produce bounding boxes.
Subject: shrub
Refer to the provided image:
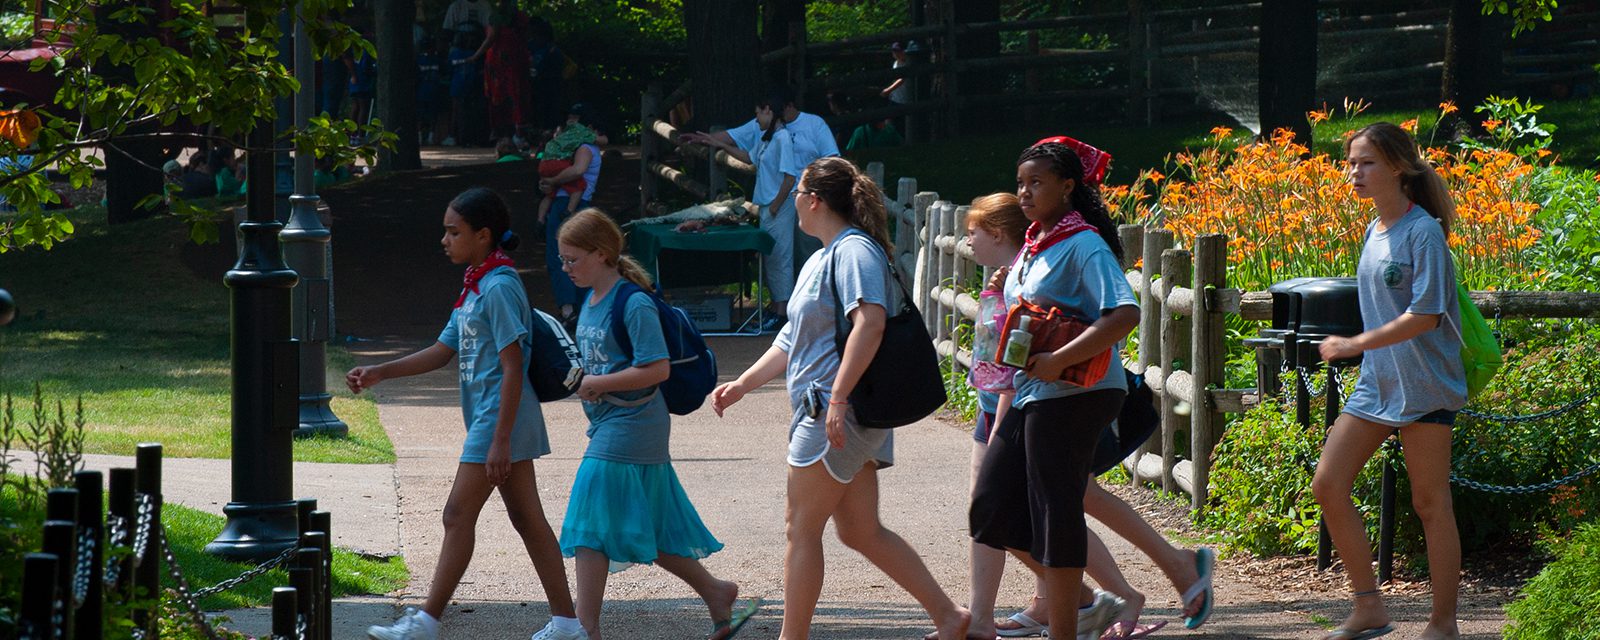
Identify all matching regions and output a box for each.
[1505,521,1600,640]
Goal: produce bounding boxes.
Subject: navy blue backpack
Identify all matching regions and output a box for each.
[609,281,717,415]
[526,308,583,402]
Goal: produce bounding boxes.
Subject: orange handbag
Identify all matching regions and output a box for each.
[995,300,1112,387]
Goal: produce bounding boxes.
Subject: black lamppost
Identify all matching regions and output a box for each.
[205,63,302,561]
[282,8,346,437]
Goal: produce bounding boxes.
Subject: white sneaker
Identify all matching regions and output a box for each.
[367,607,438,640]
[1075,590,1126,640]
[531,620,589,640]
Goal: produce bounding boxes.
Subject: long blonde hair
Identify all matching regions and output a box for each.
[1346,122,1457,235]
[557,208,654,289]
[966,192,1028,246]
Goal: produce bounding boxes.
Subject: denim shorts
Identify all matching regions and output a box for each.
[973,410,996,445]
[1415,409,1458,426]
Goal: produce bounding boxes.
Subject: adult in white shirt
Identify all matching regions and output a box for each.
[442,0,491,34]
[880,41,911,105]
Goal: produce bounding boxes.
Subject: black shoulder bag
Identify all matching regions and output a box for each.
[830,233,947,428]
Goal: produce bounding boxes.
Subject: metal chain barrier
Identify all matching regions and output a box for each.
[1460,388,1600,424]
[131,493,155,566]
[1294,366,1335,398]
[192,544,297,599]
[73,527,95,606]
[159,526,226,640]
[103,514,128,588]
[1452,460,1600,494]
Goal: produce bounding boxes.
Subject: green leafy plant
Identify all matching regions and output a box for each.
[1504,520,1600,640]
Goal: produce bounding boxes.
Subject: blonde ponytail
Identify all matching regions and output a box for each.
[617,255,655,290]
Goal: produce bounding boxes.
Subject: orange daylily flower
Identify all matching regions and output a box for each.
[0,109,41,148]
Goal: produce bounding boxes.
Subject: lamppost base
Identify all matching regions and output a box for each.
[205,500,300,562]
[295,394,348,437]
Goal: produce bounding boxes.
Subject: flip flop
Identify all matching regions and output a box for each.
[1321,623,1394,640]
[1101,619,1168,640]
[708,597,762,640]
[1180,547,1215,630]
[995,612,1047,637]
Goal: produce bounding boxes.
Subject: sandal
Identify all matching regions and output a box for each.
[995,612,1047,638]
[707,597,761,640]
[1321,624,1394,640]
[1180,547,1215,629]
[1101,619,1168,640]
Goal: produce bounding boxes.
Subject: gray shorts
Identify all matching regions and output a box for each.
[787,403,894,483]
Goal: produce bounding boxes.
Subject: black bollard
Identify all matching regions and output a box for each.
[21,553,59,640]
[42,520,77,640]
[107,468,136,599]
[273,587,300,639]
[133,443,163,639]
[46,488,79,522]
[1378,436,1399,584]
[74,471,104,640]
[311,511,334,640]
[297,498,319,542]
[304,531,331,640]
[291,547,321,637]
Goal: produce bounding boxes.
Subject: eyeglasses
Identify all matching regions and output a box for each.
[558,251,590,267]
[794,189,816,200]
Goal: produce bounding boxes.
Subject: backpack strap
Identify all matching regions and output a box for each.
[600,280,660,408]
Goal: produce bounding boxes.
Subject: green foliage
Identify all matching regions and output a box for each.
[1483,0,1558,36]
[805,0,907,44]
[0,11,27,47]
[1505,521,1600,640]
[1205,370,1387,556]
[1450,323,1600,549]
[1,0,387,252]
[1527,165,1600,292]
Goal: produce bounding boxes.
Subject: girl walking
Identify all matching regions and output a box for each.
[555,209,754,640]
[349,188,585,640]
[711,157,972,640]
[967,139,1140,640]
[1312,122,1466,640]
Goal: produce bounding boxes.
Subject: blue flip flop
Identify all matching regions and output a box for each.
[709,597,762,640]
[1181,547,1215,629]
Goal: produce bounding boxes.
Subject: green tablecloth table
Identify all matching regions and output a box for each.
[626,223,776,288]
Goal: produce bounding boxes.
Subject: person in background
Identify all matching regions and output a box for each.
[469,0,532,145]
[446,29,483,147]
[495,137,525,162]
[178,151,217,199]
[879,41,911,106]
[417,33,446,146]
[210,147,245,200]
[538,103,603,330]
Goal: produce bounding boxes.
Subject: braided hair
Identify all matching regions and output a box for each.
[1016,142,1124,263]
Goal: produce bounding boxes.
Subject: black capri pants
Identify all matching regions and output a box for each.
[968,389,1125,568]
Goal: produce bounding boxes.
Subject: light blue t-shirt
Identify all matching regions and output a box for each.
[437,266,551,463]
[751,128,795,206]
[579,143,602,202]
[1342,205,1467,427]
[1003,229,1139,409]
[576,282,673,464]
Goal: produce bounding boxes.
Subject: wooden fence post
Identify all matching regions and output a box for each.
[1133,228,1173,480]
[1190,234,1226,514]
[640,86,661,216]
[913,191,938,316]
[1160,248,1191,492]
[951,204,972,371]
[866,162,885,190]
[1118,224,1143,272]
[931,201,952,340]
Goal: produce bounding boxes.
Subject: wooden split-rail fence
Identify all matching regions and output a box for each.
[907,199,1600,514]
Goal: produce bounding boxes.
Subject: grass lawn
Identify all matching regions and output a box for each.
[847,95,1600,206]
[0,207,393,464]
[0,480,407,611]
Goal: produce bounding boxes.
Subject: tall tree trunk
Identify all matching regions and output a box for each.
[1258,0,1317,147]
[685,0,760,131]
[951,0,1000,133]
[96,5,164,224]
[374,0,420,171]
[1442,0,1504,132]
[761,0,805,87]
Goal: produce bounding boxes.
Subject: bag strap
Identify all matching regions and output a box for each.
[601,280,661,408]
[830,231,914,354]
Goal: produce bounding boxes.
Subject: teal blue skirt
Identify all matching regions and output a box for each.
[559,458,724,572]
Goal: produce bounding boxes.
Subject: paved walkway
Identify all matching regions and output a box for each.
[77,333,1510,639]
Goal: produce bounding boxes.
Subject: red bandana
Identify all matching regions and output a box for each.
[1021,210,1097,261]
[455,249,515,308]
[1033,135,1112,186]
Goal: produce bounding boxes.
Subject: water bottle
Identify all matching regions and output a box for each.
[1001,316,1034,369]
